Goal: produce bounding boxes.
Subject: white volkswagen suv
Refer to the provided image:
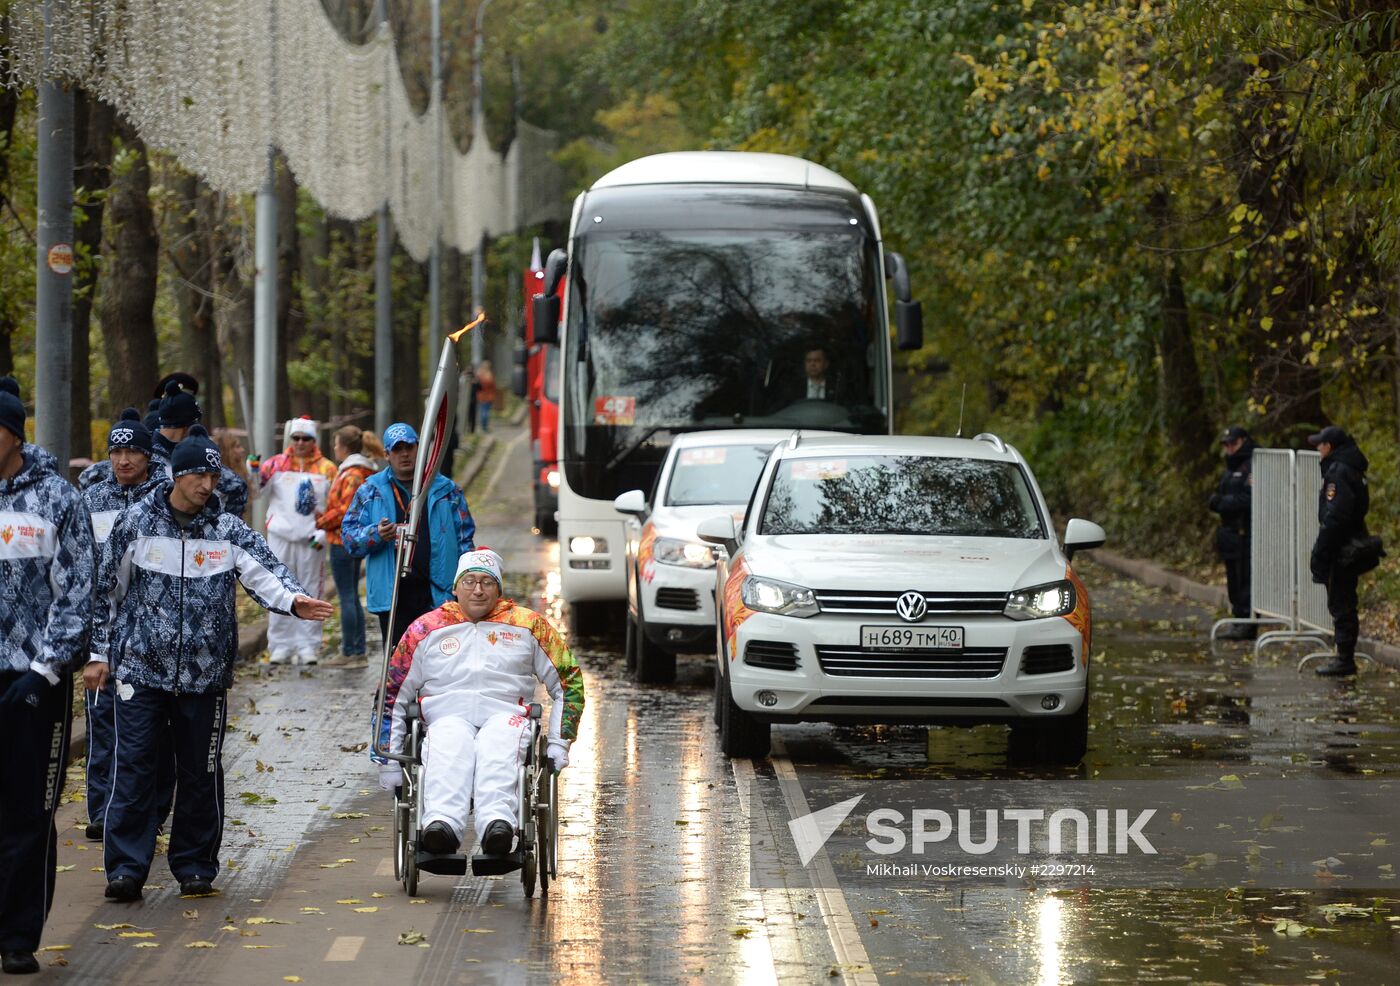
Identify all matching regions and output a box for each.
[613,430,837,684]
[697,433,1105,763]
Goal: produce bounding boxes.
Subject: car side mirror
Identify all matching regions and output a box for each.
[1063,518,1106,561]
[612,489,648,517]
[696,515,738,555]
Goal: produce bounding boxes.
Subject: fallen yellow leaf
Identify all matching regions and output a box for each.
[186,941,218,949]
[462,928,495,934]
[353,907,379,913]
[95,923,136,930]
[246,917,292,926]
[335,899,363,905]
[284,978,303,983]
[132,942,159,949]
[37,945,71,952]
[119,931,156,939]
[54,865,75,872]
[370,892,386,899]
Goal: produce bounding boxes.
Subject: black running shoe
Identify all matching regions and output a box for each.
[481,819,514,856]
[180,877,215,897]
[85,820,104,840]
[420,820,460,855]
[1315,656,1358,677]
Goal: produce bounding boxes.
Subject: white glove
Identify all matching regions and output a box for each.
[378,764,403,792]
[546,740,570,773]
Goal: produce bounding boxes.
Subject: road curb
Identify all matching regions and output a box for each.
[1086,548,1400,671]
[67,619,270,766]
[458,434,498,491]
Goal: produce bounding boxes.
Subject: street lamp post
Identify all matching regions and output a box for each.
[469,0,493,369]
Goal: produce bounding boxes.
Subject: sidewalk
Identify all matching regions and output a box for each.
[1089,547,1400,670]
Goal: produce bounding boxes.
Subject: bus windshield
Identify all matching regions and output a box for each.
[563,227,888,499]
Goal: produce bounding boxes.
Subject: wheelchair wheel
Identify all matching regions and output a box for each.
[521,842,537,898]
[392,794,408,881]
[536,768,557,891]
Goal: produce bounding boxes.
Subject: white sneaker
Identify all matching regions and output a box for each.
[268,648,292,665]
[297,650,320,666]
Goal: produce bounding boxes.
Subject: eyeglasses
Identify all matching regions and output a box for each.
[457,577,498,590]
[291,435,314,443]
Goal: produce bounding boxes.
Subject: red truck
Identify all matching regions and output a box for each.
[515,241,561,535]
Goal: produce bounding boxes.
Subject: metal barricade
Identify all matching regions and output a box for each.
[1293,450,1332,635]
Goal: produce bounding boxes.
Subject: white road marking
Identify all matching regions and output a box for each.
[769,735,879,986]
[323,936,365,962]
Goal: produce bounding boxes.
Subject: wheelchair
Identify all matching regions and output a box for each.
[391,701,559,897]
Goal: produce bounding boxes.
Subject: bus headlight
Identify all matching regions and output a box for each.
[546,469,560,490]
[654,537,715,569]
[568,536,607,556]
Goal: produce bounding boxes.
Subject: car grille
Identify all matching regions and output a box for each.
[815,645,1007,679]
[744,640,799,671]
[813,588,1006,616]
[655,587,700,611]
[1020,644,1075,675]
[809,696,1010,709]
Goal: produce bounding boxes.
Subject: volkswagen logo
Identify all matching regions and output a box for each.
[895,591,927,623]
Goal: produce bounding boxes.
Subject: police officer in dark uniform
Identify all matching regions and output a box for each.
[1209,426,1256,639]
[1308,425,1371,677]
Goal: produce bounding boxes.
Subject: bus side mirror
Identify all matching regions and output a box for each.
[885,251,923,351]
[532,294,561,345]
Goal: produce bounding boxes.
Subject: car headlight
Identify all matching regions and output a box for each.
[1004,580,1076,621]
[741,575,819,618]
[654,536,715,569]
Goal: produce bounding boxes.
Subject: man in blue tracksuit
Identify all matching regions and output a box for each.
[93,426,333,901]
[0,378,95,975]
[80,408,170,842]
[341,422,475,654]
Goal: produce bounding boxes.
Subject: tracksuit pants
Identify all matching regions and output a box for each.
[104,683,228,885]
[86,681,176,828]
[422,710,531,846]
[0,669,72,953]
[266,533,323,657]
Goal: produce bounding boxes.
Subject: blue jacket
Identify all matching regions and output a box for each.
[82,472,163,546]
[80,437,249,518]
[0,444,95,678]
[340,471,475,613]
[95,482,305,693]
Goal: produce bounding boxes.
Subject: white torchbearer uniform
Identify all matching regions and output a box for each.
[383,599,584,846]
[259,450,333,657]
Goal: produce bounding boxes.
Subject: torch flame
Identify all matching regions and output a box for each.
[448,312,486,344]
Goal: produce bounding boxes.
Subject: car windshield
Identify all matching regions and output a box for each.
[759,455,1045,538]
[666,443,775,506]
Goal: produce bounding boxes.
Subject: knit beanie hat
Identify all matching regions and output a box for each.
[170,424,222,477]
[158,381,202,429]
[107,407,153,456]
[142,398,162,433]
[454,547,504,589]
[0,377,25,441]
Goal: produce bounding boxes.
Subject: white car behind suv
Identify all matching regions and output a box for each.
[697,433,1105,762]
[614,429,837,684]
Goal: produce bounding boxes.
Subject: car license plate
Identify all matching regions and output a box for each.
[861,625,964,650]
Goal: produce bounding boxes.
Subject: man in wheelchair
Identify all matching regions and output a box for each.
[376,548,585,856]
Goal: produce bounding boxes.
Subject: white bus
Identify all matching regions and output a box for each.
[532,151,923,632]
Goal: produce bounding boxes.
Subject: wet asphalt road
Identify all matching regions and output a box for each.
[38,418,1400,984]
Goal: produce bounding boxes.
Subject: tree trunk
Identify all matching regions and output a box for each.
[99,115,160,410]
[210,191,253,437]
[394,250,425,425]
[70,90,115,457]
[170,171,225,427]
[1159,261,1211,477]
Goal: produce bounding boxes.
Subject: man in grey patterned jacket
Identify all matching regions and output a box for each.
[0,377,95,976]
[92,426,333,902]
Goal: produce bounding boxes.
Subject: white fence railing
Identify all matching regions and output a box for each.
[1211,448,1337,657]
